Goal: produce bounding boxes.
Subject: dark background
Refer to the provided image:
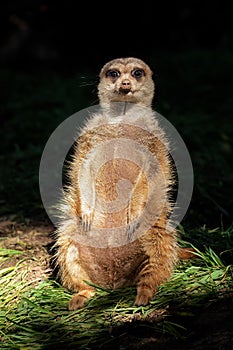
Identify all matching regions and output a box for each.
[0,0,233,231]
[0,1,232,71]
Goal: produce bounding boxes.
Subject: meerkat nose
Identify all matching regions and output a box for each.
[121,79,131,88]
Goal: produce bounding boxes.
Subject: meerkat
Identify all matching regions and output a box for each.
[54,57,183,311]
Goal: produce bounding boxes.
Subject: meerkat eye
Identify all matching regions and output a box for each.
[131,69,145,78]
[106,70,120,78]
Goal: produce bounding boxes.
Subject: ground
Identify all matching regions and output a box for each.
[0,216,53,283]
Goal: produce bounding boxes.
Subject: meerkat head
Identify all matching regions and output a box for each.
[98,57,155,108]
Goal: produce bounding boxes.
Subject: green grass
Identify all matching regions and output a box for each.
[0,241,232,350]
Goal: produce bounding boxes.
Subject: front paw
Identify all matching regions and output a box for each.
[126,221,140,240]
[81,209,94,232]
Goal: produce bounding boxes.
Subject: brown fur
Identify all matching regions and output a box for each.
[54,57,184,310]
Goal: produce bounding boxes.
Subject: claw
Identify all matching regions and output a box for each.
[81,210,94,232]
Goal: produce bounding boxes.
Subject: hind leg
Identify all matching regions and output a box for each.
[135,228,178,306]
[56,241,95,310]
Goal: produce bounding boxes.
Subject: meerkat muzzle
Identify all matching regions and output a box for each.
[119,87,131,95]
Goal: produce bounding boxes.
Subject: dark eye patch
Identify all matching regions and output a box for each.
[106,70,120,78]
[131,69,145,78]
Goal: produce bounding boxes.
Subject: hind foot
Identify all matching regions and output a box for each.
[135,286,155,306]
[68,289,95,310]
